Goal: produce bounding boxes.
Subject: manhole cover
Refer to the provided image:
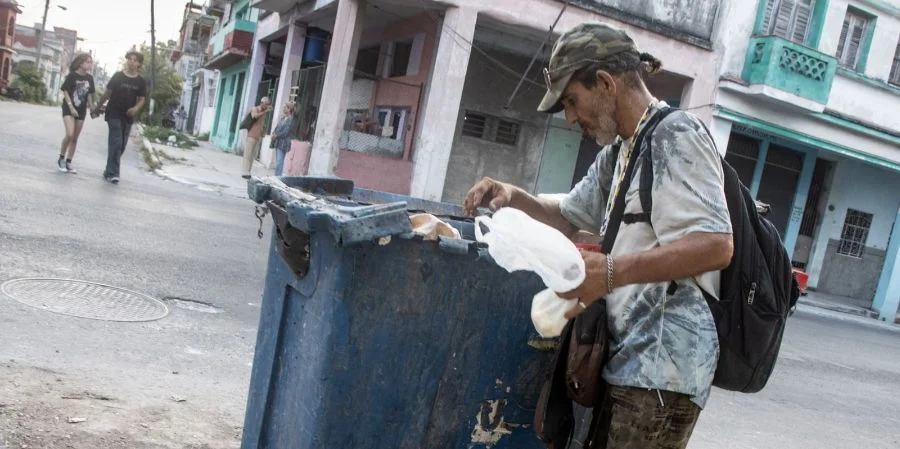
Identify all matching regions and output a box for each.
[1,278,169,322]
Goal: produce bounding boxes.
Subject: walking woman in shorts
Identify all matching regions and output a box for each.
[58,53,95,174]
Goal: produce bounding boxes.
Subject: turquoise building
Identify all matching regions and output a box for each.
[204,0,258,151]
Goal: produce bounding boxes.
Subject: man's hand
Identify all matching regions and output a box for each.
[126,107,138,117]
[463,177,514,216]
[558,250,610,319]
[71,109,80,119]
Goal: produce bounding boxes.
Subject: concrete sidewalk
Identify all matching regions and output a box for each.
[799,291,900,324]
[139,126,272,199]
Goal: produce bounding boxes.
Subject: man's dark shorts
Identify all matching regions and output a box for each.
[586,386,701,449]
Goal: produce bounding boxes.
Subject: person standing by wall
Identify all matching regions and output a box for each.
[271,102,295,176]
[241,96,272,179]
[92,51,147,184]
[57,53,96,174]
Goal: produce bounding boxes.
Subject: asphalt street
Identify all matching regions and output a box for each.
[0,102,269,448]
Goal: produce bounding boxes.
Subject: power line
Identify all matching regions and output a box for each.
[505,0,569,108]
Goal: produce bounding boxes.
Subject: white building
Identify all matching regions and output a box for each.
[190,68,221,136]
[11,24,78,102]
[713,0,900,320]
[171,1,223,135]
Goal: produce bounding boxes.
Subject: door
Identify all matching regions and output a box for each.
[229,72,246,147]
[187,85,200,133]
[793,159,834,268]
[571,138,603,188]
[757,143,804,237]
[536,123,582,194]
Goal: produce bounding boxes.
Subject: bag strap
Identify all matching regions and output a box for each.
[600,107,676,255]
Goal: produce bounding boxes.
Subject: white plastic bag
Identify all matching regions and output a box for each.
[530,289,578,338]
[475,208,584,337]
[475,208,584,292]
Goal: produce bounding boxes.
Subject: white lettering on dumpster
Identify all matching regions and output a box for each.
[470,399,512,445]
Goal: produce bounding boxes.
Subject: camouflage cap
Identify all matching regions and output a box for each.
[537,23,637,114]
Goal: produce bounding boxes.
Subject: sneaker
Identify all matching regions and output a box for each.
[65,162,77,174]
[57,158,67,172]
[109,176,120,184]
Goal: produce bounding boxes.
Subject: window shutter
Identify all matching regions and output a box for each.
[838,11,869,69]
[762,0,779,34]
[890,40,900,86]
[836,16,851,62]
[791,0,813,44]
[848,17,865,67]
[772,0,795,38]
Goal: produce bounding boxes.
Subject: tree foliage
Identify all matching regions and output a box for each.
[11,63,48,103]
[135,44,183,125]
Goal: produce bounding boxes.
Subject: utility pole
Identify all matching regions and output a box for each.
[35,0,51,98]
[150,0,157,122]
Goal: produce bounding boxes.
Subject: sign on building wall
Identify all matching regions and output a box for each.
[564,0,720,48]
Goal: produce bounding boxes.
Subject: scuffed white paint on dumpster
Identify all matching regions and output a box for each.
[470,399,512,445]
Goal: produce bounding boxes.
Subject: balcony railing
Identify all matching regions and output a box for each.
[208,19,256,59]
[742,36,837,105]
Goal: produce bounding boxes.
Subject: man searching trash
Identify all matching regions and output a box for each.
[464,22,733,449]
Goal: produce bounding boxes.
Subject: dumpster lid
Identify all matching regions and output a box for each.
[248,177,471,246]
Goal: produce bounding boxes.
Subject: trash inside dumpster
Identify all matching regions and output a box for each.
[241,176,554,449]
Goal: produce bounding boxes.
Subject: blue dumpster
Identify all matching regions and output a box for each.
[242,177,552,449]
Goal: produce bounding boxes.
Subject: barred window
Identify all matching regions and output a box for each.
[837,209,872,258]
[461,111,521,147]
[462,112,488,138]
[495,120,520,146]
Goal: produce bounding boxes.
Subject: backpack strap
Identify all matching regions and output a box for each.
[627,107,724,227]
[600,106,675,254]
[618,106,679,227]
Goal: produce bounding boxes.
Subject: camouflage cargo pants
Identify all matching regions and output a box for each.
[585,386,702,449]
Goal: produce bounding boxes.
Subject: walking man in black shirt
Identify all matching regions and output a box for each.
[92,51,147,184]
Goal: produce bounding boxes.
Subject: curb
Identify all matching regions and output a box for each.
[134,124,164,172]
[796,297,878,319]
[794,305,900,333]
[135,125,253,199]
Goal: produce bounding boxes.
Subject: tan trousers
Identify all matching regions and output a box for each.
[242,136,261,176]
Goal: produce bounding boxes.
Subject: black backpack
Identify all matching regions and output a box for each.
[623,106,800,393]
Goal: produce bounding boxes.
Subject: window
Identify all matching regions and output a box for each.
[889,39,900,86]
[837,209,872,258]
[389,40,413,78]
[355,45,379,78]
[373,106,409,141]
[495,120,521,146]
[461,111,522,147]
[836,9,871,71]
[7,17,13,36]
[761,0,815,44]
[462,112,487,138]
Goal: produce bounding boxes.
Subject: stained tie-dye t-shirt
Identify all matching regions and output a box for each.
[559,103,732,408]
